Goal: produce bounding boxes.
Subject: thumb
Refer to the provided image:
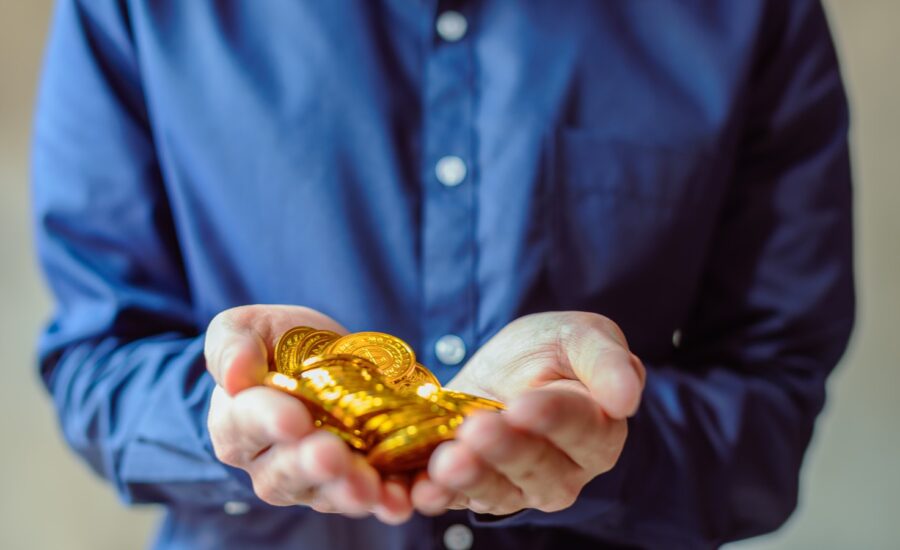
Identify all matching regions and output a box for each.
[559,315,646,420]
[204,309,270,395]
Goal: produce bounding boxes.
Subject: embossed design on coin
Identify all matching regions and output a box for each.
[293,330,339,368]
[325,332,416,382]
[389,363,441,394]
[273,326,313,373]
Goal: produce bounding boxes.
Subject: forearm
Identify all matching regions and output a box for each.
[41,332,254,506]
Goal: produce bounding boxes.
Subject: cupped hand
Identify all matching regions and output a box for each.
[411,312,646,516]
[204,305,413,524]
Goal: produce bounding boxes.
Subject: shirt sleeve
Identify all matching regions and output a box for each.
[32,0,254,507]
[471,2,855,547]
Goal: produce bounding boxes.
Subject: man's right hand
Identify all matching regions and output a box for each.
[204,305,413,524]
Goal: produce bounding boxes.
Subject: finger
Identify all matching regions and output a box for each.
[561,317,645,419]
[309,494,337,514]
[373,477,414,525]
[317,453,382,514]
[208,386,311,467]
[429,441,524,516]
[245,443,316,506]
[504,389,623,474]
[295,430,358,482]
[229,386,314,458]
[246,430,352,506]
[204,305,348,394]
[455,411,582,511]
[410,470,463,516]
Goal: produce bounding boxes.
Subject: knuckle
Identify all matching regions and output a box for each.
[533,478,580,512]
[273,462,297,490]
[545,484,581,512]
[206,395,231,432]
[228,305,262,327]
[208,306,244,339]
[524,493,545,509]
[537,493,577,513]
[564,312,613,342]
[563,311,625,347]
[252,479,286,506]
[212,443,243,467]
[468,500,494,515]
[309,499,334,513]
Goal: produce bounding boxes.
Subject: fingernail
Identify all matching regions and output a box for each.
[429,444,454,478]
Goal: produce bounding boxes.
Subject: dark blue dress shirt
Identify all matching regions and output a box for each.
[32,1,854,548]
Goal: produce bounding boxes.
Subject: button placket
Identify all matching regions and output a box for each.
[421,6,477,380]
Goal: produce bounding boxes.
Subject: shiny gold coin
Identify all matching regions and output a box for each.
[348,394,434,429]
[263,372,334,421]
[367,415,464,474]
[325,392,404,429]
[267,373,380,439]
[325,332,416,382]
[388,363,441,395]
[299,362,376,387]
[427,389,506,415]
[301,354,382,376]
[337,391,413,417]
[360,402,453,446]
[285,330,340,375]
[273,326,314,373]
[299,366,386,401]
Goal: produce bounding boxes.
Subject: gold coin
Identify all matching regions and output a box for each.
[299,363,373,386]
[388,363,441,395]
[428,389,505,415]
[299,363,384,396]
[301,354,382,376]
[361,402,453,446]
[263,372,333,420]
[273,326,314,373]
[286,330,340,375]
[326,393,388,429]
[367,415,464,474]
[325,332,416,382]
[348,393,429,427]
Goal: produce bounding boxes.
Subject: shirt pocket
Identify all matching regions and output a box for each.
[545,127,721,348]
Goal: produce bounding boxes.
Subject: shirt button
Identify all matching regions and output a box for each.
[435,155,467,187]
[443,523,474,550]
[436,11,468,42]
[223,501,249,515]
[435,334,467,366]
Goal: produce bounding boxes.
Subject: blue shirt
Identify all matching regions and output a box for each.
[32,1,854,548]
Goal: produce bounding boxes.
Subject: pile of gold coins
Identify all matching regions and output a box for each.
[263,327,504,474]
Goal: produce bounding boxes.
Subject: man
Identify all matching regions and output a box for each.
[32,1,854,548]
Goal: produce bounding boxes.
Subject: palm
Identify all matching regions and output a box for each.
[445,311,643,419]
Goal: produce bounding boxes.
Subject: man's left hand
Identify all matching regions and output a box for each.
[410,312,646,516]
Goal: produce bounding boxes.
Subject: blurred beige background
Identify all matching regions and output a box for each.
[1,1,897,549]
